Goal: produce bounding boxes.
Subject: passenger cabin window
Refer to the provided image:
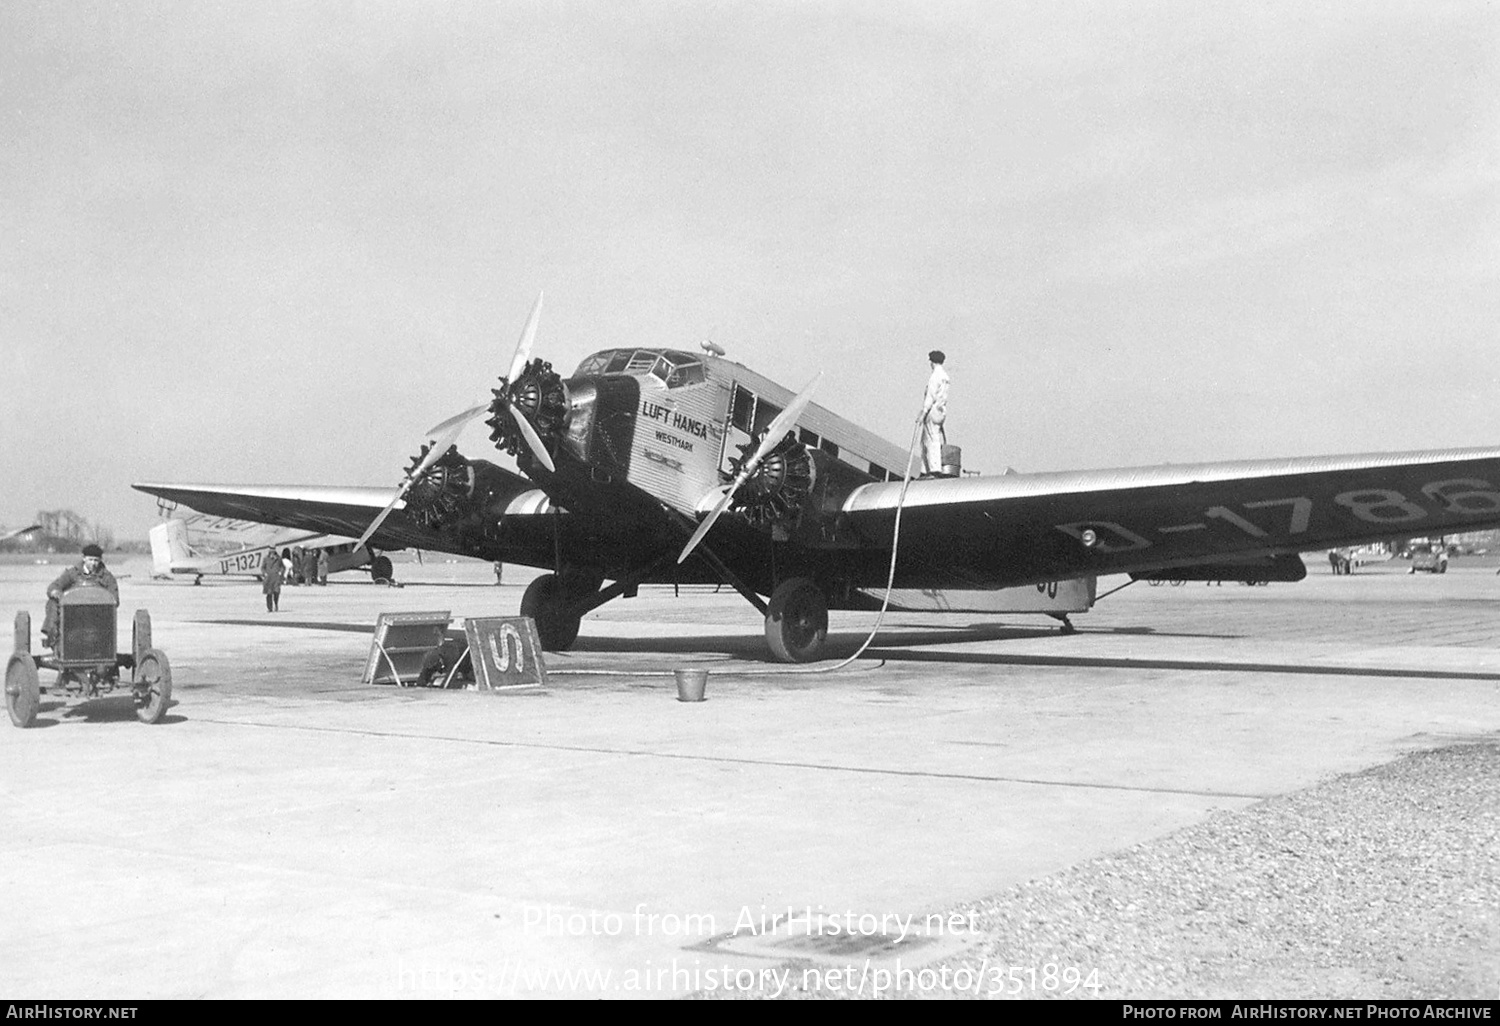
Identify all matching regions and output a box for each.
[819,438,839,458]
[799,428,820,447]
[731,386,755,432]
[752,399,783,438]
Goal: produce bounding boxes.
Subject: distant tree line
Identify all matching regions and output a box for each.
[0,508,146,553]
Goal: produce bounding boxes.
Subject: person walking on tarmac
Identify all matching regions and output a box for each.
[41,543,118,649]
[921,349,950,477]
[261,546,285,612]
[315,548,329,586]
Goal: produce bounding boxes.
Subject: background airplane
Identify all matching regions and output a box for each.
[0,525,42,544]
[135,296,1500,662]
[147,514,386,585]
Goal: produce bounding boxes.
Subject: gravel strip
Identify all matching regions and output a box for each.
[701,739,1500,999]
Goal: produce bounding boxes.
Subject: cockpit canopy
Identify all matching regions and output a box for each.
[573,349,707,389]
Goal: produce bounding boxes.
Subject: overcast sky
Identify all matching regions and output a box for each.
[2,1,1496,541]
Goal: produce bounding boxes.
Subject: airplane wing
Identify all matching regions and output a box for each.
[839,447,1500,589]
[131,480,644,576]
[132,484,458,553]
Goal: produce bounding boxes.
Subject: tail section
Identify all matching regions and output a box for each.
[148,520,195,577]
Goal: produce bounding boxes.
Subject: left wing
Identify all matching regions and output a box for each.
[133,484,454,554]
[841,447,1500,588]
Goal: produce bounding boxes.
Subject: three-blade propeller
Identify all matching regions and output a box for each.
[353,292,553,551]
[353,409,482,550]
[676,372,821,565]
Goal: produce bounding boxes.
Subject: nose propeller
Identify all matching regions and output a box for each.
[352,292,554,550]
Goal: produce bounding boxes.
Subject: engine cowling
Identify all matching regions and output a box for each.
[727,431,816,528]
[486,358,568,463]
[401,445,479,529]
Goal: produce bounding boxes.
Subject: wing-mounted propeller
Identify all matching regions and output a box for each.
[677,373,822,564]
[399,444,478,529]
[725,431,815,528]
[353,410,481,549]
[352,292,556,549]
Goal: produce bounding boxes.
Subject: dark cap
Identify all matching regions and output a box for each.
[81,544,103,558]
[928,350,946,364]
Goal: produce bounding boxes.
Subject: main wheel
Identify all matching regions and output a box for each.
[5,652,40,728]
[764,577,829,663]
[134,648,172,724]
[369,555,394,583]
[520,573,583,651]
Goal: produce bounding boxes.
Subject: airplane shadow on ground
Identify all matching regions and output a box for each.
[187,617,1500,681]
[200,618,1239,664]
[202,619,380,633]
[858,647,1500,683]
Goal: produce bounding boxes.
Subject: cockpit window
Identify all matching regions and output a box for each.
[574,348,706,387]
[573,353,609,376]
[625,351,659,373]
[665,362,705,388]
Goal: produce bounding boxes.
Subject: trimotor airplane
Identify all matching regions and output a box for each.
[146,515,380,584]
[0,525,42,544]
[135,294,1500,662]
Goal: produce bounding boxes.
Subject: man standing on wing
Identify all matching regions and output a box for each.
[921,349,950,477]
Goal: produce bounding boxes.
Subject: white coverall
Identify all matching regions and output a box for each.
[921,362,950,474]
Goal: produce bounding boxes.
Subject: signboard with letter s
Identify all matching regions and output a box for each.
[463,616,547,690]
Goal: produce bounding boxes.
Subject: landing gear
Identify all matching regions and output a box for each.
[764,577,828,663]
[369,555,394,584]
[521,573,584,651]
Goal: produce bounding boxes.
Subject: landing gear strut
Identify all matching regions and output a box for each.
[764,577,828,663]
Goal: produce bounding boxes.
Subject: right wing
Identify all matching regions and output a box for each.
[840,446,1500,588]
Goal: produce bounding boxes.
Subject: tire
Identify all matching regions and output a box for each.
[134,648,172,724]
[764,577,829,663]
[520,573,582,651]
[369,555,394,583]
[5,652,40,728]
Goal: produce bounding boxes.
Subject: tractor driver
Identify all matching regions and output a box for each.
[41,543,119,649]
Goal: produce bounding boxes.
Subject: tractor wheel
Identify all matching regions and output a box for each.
[6,652,41,728]
[134,649,172,724]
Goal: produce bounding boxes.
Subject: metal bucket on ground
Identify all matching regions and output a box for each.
[674,667,708,702]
